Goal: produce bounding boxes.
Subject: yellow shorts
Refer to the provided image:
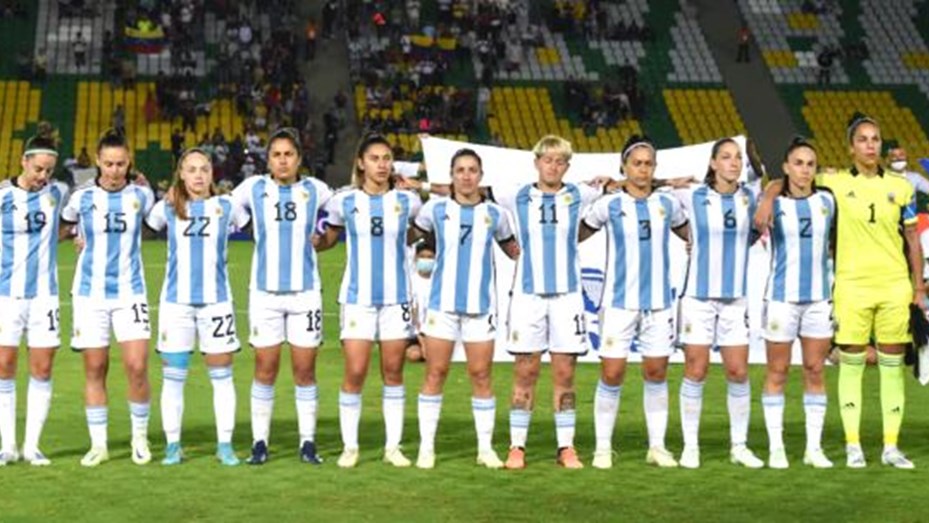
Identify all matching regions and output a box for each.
[833,280,912,346]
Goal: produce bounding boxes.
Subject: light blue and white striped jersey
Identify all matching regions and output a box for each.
[0,180,68,298]
[414,197,514,315]
[232,175,332,293]
[147,196,250,305]
[326,188,421,306]
[494,182,602,296]
[677,182,759,300]
[62,181,154,300]
[584,190,687,310]
[766,190,835,303]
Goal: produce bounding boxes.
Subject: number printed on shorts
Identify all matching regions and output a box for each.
[131,303,150,324]
[573,314,586,336]
[401,303,412,323]
[46,308,60,331]
[305,309,322,332]
[211,314,235,338]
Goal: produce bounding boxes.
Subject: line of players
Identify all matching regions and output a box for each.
[0,115,918,471]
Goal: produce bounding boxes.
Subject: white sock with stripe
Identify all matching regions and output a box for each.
[209,366,236,444]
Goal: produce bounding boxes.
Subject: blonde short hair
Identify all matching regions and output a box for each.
[532,135,573,161]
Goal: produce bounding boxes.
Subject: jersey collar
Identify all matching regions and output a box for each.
[849,165,885,177]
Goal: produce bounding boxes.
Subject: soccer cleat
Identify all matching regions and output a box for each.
[299,441,323,465]
[23,449,50,467]
[679,446,700,469]
[803,448,834,469]
[730,445,764,469]
[0,448,20,466]
[416,448,435,470]
[216,443,240,466]
[505,447,526,470]
[476,449,504,469]
[161,442,183,465]
[80,446,109,467]
[881,447,915,470]
[337,447,360,468]
[383,446,412,468]
[416,449,435,469]
[591,448,613,469]
[646,447,679,468]
[247,440,269,465]
[556,447,584,469]
[845,444,866,469]
[131,436,152,465]
[768,447,789,469]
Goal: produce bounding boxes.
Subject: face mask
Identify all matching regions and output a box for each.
[416,259,435,274]
[890,160,907,172]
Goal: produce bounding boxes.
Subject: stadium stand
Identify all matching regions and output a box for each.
[737,0,929,173]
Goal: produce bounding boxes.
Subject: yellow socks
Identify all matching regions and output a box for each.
[878,352,905,447]
[838,350,866,445]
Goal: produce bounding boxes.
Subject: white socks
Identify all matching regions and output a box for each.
[0,378,16,452]
[339,391,362,450]
[417,393,442,453]
[209,366,236,444]
[471,396,496,452]
[554,409,576,449]
[250,381,275,444]
[762,393,785,451]
[129,401,150,441]
[594,380,621,452]
[161,367,188,444]
[803,393,827,453]
[86,406,108,448]
[295,384,318,445]
[509,409,531,448]
[728,380,751,447]
[23,377,52,453]
[383,385,405,449]
[680,377,704,448]
[644,380,669,449]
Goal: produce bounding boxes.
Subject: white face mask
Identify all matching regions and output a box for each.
[890,160,907,172]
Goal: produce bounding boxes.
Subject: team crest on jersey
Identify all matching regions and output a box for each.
[215,206,223,216]
[820,205,829,216]
[46,195,57,207]
[887,192,896,203]
[846,191,856,199]
[484,214,492,226]
[301,190,310,201]
[563,194,573,205]
[741,195,749,207]
[394,204,402,214]
[131,199,140,211]
[657,206,666,218]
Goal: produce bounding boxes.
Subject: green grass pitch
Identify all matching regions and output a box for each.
[2,241,926,522]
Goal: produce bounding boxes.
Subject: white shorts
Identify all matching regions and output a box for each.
[599,307,675,359]
[158,301,241,354]
[249,289,323,349]
[71,296,152,349]
[678,296,749,347]
[763,300,834,343]
[507,291,588,354]
[0,296,61,348]
[340,303,415,341]
[422,309,496,343]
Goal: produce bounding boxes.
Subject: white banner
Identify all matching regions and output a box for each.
[419,136,796,365]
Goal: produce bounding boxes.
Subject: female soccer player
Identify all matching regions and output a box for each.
[62,130,155,467]
[410,149,519,469]
[756,115,923,469]
[0,136,69,466]
[317,133,421,468]
[758,137,835,469]
[674,137,764,469]
[231,128,333,466]
[147,148,250,466]
[579,135,689,469]
[490,135,608,470]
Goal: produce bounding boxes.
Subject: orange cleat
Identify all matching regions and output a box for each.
[505,447,526,470]
[557,447,584,469]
